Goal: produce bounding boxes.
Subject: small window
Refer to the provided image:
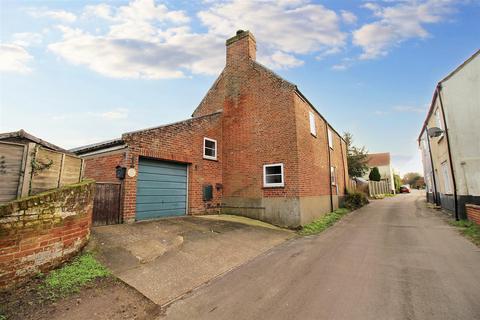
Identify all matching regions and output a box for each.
[330,166,336,185]
[441,161,451,194]
[203,137,217,160]
[309,112,316,136]
[263,163,284,187]
[435,109,443,130]
[328,129,333,149]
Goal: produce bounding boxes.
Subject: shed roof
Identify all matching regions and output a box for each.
[366,153,391,167]
[0,129,69,153]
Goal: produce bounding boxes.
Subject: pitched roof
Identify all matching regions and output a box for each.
[0,129,69,153]
[366,153,391,167]
[418,49,480,141]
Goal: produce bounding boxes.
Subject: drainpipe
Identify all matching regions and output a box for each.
[437,84,459,221]
[325,124,334,212]
[340,139,347,195]
[425,126,439,206]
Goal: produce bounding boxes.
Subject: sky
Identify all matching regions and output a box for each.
[0,0,479,176]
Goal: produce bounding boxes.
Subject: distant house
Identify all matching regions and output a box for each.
[362,152,395,193]
[72,30,349,228]
[418,49,480,220]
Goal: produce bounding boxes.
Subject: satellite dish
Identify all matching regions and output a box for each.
[427,127,444,138]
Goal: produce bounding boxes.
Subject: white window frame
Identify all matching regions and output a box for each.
[263,163,285,188]
[309,111,317,137]
[203,137,217,160]
[330,166,336,186]
[441,161,451,194]
[435,108,445,139]
[328,128,333,149]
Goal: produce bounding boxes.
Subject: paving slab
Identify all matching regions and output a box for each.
[91,216,293,305]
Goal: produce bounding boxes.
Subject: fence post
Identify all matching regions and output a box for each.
[19,143,36,198]
[57,153,66,188]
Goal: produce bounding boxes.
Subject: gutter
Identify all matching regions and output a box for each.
[437,84,459,220]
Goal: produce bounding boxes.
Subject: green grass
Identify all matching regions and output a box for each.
[42,253,110,298]
[299,208,350,236]
[450,220,480,246]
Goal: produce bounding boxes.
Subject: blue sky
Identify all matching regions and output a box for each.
[0,0,479,176]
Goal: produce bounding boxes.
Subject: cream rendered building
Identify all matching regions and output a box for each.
[418,49,480,219]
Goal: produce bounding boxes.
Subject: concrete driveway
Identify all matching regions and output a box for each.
[161,191,480,320]
[90,215,293,306]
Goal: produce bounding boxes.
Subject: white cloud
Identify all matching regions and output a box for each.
[0,44,33,74]
[260,51,304,69]
[341,10,357,24]
[332,63,348,71]
[353,0,455,59]
[54,108,130,121]
[393,105,426,113]
[199,0,346,68]
[12,32,43,47]
[28,8,77,23]
[49,0,223,79]
[98,108,129,120]
[48,0,345,78]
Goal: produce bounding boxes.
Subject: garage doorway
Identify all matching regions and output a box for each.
[136,158,188,221]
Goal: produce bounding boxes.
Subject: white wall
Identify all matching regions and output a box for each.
[441,53,480,196]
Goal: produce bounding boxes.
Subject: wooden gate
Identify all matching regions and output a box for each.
[93,183,122,226]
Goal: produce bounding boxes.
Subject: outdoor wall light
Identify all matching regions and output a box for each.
[427,127,444,138]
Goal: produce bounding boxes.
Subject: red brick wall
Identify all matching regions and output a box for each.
[466,204,480,226]
[121,113,223,222]
[293,94,347,202]
[0,180,94,288]
[83,151,126,183]
[193,32,347,204]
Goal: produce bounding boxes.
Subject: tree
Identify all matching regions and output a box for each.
[402,172,422,186]
[343,132,369,178]
[369,167,381,181]
[393,173,402,191]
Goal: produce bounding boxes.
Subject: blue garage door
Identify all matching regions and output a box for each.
[136,158,187,221]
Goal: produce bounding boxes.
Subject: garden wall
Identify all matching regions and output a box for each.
[0,180,94,289]
[466,204,480,226]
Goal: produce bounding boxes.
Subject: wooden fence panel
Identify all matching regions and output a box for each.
[93,183,122,226]
[0,142,25,202]
[60,155,82,186]
[30,147,63,194]
[368,180,390,197]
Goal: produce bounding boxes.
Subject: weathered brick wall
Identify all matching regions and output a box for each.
[83,151,126,183]
[121,113,223,222]
[0,180,94,289]
[466,204,480,225]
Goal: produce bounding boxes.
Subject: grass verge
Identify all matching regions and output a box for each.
[299,208,350,236]
[42,253,110,299]
[449,220,480,246]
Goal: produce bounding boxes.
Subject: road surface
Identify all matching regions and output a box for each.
[160,191,480,320]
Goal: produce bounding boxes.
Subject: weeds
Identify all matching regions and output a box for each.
[450,220,480,246]
[299,208,350,236]
[42,253,110,299]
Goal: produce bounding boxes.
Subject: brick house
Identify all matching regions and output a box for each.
[72,30,348,228]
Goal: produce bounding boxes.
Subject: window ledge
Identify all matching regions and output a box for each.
[262,185,285,189]
[437,135,445,143]
[203,156,218,161]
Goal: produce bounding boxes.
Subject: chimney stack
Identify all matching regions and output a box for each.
[226,30,256,66]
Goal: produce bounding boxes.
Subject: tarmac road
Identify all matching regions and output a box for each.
[160,191,480,320]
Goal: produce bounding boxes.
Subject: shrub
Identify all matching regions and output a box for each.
[369,167,381,181]
[344,191,369,210]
